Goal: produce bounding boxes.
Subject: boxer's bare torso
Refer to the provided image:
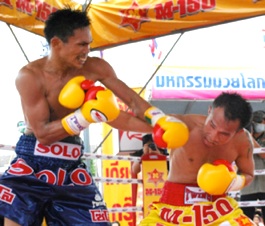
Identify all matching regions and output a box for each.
[18,56,108,122]
[167,112,254,186]
[15,27,152,145]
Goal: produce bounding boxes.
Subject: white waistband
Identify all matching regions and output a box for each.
[34,141,82,160]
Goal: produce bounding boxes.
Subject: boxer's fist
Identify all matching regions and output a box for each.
[144,107,189,149]
[61,86,120,135]
[59,76,95,109]
[80,87,120,123]
[197,160,245,195]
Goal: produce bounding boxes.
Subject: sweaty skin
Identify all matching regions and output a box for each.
[16,27,152,145]
[167,108,254,187]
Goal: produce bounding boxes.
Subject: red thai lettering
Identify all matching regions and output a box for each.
[106,161,130,185]
[90,209,109,222]
[120,167,129,178]
[123,197,133,221]
[35,0,57,21]
[110,167,119,178]
[111,197,133,223]
[7,158,33,176]
[70,168,92,185]
[111,203,122,222]
[16,0,34,15]
[0,0,12,8]
[145,188,153,196]
[145,188,162,196]
[0,185,16,204]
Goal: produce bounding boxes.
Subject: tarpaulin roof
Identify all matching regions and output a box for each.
[0,0,265,50]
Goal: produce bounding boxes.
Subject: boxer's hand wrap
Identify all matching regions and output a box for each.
[197,159,246,195]
[60,76,120,135]
[144,106,189,149]
[61,110,91,135]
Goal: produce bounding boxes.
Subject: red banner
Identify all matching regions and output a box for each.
[0,0,265,50]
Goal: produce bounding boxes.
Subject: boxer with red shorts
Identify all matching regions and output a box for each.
[140,182,253,225]
[140,92,256,226]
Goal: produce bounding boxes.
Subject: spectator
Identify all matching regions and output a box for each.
[130,134,168,175]
[253,209,264,226]
[241,110,265,223]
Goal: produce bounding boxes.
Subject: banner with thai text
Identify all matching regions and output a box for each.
[102,123,135,226]
[151,66,265,100]
[141,154,168,217]
[0,0,265,50]
[0,0,81,33]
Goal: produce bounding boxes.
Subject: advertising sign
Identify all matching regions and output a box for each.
[152,66,265,100]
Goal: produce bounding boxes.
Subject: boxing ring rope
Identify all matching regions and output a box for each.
[108,207,142,213]
[93,177,142,184]
[1,144,265,210]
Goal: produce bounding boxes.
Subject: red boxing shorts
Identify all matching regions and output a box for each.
[139,181,255,226]
[0,135,111,226]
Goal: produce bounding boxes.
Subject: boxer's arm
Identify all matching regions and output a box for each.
[252,136,265,159]
[107,111,152,133]
[16,68,69,145]
[105,77,189,146]
[61,85,120,135]
[90,58,189,147]
[235,131,255,187]
[92,58,152,121]
[144,107,189,149]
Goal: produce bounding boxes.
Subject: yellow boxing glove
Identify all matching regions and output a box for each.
[62,86,120,135]
[197,159,246,195]
[144,106,189,149]
[59,75,95,109]
[80,87,120,123]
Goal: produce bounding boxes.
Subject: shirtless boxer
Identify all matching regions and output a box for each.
[0,8,188,226]
[140,92,256,226]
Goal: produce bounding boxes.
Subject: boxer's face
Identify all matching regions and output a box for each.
[57,26,92,68]
[203,107,240,147]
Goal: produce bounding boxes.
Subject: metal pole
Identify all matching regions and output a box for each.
[6,23,30,63]
[83,128,91,170]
